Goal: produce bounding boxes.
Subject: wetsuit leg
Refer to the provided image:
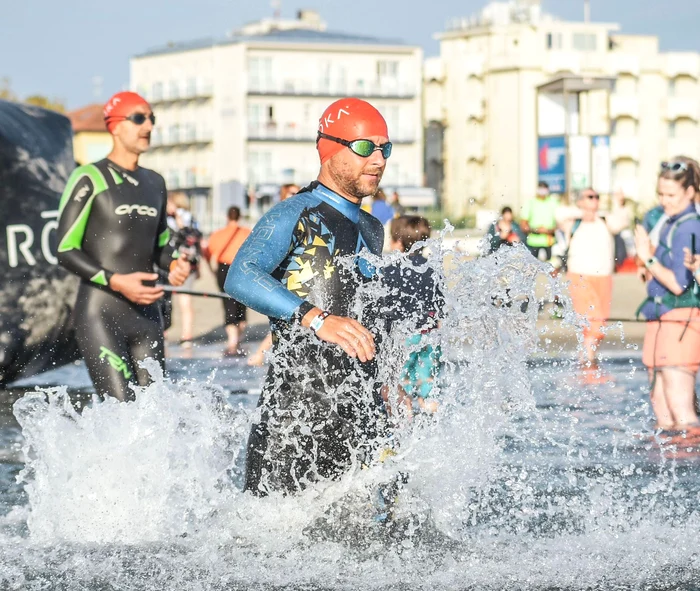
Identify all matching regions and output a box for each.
[127,307,165,387]
[75,308,136,402]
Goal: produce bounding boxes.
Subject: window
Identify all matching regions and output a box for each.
[248,151,273,184]
[186,78,197,97]
[184,123,197,142]
[669,78,677,97]
[152,82,163,102]
[168,80,179,99]
[377,60,399,78]
[168,170,180,189]
[610,119,617,136]
[573,33,597,51]
[185,170,196,187]
[248,56,273,91]
[669,121,677,138]
[169,124,180,144]
[546,32,563,50]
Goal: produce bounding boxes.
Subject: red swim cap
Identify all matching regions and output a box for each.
[103,91,150,133]
[317,98,388,164]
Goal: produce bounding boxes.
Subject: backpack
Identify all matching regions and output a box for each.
[561,218,627,273]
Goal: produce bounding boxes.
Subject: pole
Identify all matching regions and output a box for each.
[584,0,590,23]
[160,285,232,300]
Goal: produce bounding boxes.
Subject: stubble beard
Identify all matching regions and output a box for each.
[333,167,383,200]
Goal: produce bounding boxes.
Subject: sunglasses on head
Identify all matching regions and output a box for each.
[317,132,392,159]
[119,113,156,126]
[661,161,688,173]
[586,193,600,200]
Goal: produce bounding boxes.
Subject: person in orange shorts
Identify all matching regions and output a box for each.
[556,188,629,365]
[635,157,700,431]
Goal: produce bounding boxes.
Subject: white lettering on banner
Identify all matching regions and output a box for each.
[7,225,36,268]
[6,210,60,268]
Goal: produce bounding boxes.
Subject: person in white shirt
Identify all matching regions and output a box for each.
[555,188,630,365]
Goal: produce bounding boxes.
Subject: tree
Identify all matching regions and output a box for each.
[0,77,65,112]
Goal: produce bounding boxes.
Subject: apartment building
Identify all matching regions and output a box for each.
[130,11,423,230]
[426,0,700,217]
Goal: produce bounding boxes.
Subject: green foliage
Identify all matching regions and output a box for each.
[422,209,476,230]
[0,77,65,112]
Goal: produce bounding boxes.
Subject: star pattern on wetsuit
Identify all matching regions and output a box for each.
[283,213,336,298]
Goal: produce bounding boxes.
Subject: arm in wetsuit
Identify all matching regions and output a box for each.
[57,165,114,287]
[224,197,310,320]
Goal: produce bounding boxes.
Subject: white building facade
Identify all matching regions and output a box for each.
[427,0,700,217]
[130,12,423,231]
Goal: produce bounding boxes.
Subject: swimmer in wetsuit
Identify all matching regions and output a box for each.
[57,91,190,402]
[226,98,392,495]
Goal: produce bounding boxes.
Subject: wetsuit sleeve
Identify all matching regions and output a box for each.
[153,185,177,270]
[224,198,309,320]
[56,166,113,287]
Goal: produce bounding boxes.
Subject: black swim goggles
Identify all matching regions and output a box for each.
[661,160,688,173]
[120,113,156,126]
[317,132,392,159]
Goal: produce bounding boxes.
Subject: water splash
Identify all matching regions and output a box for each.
[3,242,700,589]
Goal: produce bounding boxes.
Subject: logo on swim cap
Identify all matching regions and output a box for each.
[103,92,150,133]
[317,98,388,164]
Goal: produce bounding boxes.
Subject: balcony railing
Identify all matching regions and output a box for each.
[150,129,213,148]
[247,80,418,99]
[665,53,700,80]
[668,137,700,159]
[610,94,640,120]
[667,97,700,121]
[610,136,640,162]
[146,82,214,105]
[247,124,417,144]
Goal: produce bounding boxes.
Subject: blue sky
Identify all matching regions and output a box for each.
[1,0,697,110]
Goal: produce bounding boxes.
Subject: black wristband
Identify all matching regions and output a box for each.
[292,301,315,324]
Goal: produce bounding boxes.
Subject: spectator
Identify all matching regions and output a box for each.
[371,188,395,225]
[391,190,406,216]
[556,188,630,365]
[168,192,201,348]
[202,206,251,356]
[485,206,526,254]
[635,157,700,431]
[520,181,559,262]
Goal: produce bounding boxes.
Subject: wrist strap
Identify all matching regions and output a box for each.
[292,301,315,324]
[310,311,330,332]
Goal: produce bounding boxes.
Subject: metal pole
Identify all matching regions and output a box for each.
[584,0,590,23]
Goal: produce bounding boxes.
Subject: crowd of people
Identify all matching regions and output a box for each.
[55,89,700,499]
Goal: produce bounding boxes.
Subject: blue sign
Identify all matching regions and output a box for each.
[538,136,566,193]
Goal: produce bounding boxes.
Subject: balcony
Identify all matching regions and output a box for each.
[149,129,213,148]
[247,80,418,99]
[609,94,640,120]
[610,136,640,162]
[464,138,485,162]
[247,124,417,144]
[147,82,214,105]
[608,53,641,77]
[665,53,700,80]
[667,97,700,122]
[668,137,700,159]
[465,98,485,121]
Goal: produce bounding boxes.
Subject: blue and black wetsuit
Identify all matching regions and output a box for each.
[56,158,175,401]
[225,181,385,495]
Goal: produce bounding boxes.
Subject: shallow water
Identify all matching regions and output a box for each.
[2,246,700,591]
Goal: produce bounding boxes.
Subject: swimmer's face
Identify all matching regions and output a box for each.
[112,104,154,155]
[657,177,695,217]
[325,134,388,201]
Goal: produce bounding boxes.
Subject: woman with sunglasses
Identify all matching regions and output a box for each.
[56,91,190,402]
[634,157,700,431]
[225,98,392,496]
[555,188,629,366]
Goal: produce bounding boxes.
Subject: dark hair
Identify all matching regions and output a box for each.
[501,206,513,215]
[538,181,549,190]
[374,189,387,201]
[659,155,700,193]
[227,206,241,221]
[390,215,432,253]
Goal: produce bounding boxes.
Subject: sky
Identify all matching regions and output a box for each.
[1,0,698,110]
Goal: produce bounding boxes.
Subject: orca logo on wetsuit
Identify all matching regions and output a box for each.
[114,204,158,217]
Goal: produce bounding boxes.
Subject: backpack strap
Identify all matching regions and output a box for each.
[663,212,700,257]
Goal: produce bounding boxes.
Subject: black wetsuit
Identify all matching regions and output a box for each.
[225,181,385,495]
[56,159,175,401]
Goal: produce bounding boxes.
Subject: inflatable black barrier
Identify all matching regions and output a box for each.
[0,99,80,385]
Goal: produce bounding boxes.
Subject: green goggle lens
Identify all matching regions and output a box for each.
[349,139,392,159]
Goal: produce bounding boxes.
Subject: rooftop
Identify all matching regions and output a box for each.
[66,104,107,133]
[135,12,406,59]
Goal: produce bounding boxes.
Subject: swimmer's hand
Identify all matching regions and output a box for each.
[168,254,191,287]
[109,272,164,305]
[683,247,700,274]
[302,308,376,362]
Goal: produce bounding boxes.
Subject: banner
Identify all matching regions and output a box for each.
[538,136,566,194]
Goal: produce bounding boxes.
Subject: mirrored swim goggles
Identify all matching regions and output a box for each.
[317,132,392,159]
